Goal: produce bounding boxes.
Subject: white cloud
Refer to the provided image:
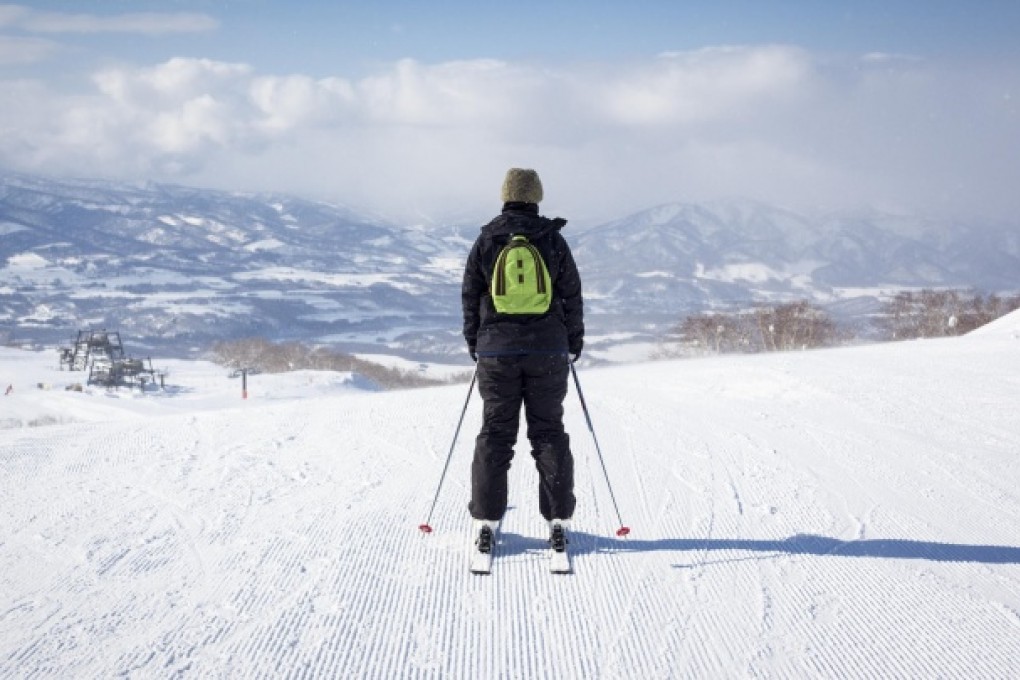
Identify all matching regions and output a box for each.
[0,34,58,64]
[14,7,217,35]
[249,75,355,131]
[0,5,217,64]
[601,46,811,126]
[94,57,252,105]
[1,47,1017,224]
[0,5,28,28]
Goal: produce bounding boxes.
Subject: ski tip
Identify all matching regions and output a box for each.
[616,526,631,537]
[418,524,433,534]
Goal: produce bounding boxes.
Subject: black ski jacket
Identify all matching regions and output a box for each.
[462,203,584,357]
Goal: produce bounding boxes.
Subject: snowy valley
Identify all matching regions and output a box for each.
[3,172,1019,363]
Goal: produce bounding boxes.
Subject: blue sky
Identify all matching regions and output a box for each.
[1,1,1019,223]
[12,1,1020,68]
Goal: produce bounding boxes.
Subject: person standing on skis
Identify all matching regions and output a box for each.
[461,167,584,549]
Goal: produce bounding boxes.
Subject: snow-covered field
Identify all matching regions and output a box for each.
[2,312,1019,678]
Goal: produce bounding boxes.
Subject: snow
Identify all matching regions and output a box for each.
[232,267,425,293]
[968,307,1020,340]
[2,321,1019,677]
[352,353,471,382]
[697,261,784,284]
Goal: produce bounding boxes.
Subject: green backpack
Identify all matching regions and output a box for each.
[491,234,553,314]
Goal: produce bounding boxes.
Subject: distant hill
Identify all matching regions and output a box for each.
[3,171,1018,360]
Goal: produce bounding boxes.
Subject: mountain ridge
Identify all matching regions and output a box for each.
[2,171,1017,359]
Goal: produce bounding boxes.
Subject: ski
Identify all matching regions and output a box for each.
[469,520,497,575]
[549,522,571,574]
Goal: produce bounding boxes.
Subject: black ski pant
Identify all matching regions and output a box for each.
[469,353,576,522]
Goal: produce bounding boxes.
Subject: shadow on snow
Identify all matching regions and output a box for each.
[495,531,1020,566]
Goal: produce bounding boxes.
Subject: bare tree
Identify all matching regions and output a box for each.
[878,289,1020,340]
[209,338,459,389]
[660,301,842,357]
[753,302,840,351]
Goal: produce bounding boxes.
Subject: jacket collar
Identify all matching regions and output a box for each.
[501,201,539,215]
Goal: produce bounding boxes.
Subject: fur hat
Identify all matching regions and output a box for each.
[501,168,543,204]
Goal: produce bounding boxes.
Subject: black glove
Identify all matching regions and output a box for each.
[570,351,581,364]
[469,346,477,362]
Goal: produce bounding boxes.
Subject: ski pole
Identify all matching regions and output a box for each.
[419,367,477,534]
[570,360,631,537]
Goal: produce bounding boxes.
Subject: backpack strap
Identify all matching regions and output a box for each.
[493,235,549,298]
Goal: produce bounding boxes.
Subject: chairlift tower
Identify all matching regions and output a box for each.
[59,329,155,388]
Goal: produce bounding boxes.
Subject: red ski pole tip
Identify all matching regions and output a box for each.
[418,524,433,534]
[616,527,631,537]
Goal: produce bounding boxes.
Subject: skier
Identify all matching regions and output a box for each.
[461,167,584,562]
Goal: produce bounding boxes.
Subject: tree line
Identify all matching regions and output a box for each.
[209,289,1019,375]
[876,289,1020,340]
[210,338,469,389]
[657,289,1020,358]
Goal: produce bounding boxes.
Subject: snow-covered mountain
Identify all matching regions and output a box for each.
[575,200,1020,319]
[2,312,1019,677]
[1,172,472,358]
[3,171,1018,360]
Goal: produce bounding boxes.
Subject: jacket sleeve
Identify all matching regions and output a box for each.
[461,239,486,349]
[555,236,584,354]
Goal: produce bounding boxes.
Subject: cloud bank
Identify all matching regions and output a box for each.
[1,44,1017,224]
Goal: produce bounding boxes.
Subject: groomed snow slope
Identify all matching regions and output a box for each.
[2,315,1019,678]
